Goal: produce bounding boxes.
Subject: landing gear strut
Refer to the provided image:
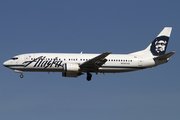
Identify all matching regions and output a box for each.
[14,70,24,78]
[86,73,92,81]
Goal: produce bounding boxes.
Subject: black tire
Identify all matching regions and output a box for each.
[20,74,23,78]
[86,73,92,81]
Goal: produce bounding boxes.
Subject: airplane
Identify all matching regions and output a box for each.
[3,27,175,81]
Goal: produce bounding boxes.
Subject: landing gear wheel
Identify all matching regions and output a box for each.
[20,74,24,78]
[86,73,92,81]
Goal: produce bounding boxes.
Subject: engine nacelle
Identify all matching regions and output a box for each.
[63,63,80,72]
[62,72,79,77]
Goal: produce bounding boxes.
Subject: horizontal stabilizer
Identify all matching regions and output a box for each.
[154,51,176,60]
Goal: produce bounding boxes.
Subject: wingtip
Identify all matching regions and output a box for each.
[105,52,112,54]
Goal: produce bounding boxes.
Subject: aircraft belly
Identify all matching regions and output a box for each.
[13,66,64,72]
[98,67,144,73]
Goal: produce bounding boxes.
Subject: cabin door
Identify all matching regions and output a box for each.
[138,58,143,66]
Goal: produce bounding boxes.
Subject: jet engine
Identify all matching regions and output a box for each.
[63,63,80,72]
[62,63,81,77]
[62,72,82,77]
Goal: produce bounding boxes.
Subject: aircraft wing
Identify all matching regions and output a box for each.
[80,52,111,72]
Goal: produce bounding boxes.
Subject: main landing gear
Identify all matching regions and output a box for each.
[86,73,92,81]
[20,73,24,78]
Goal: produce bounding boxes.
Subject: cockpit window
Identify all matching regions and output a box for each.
[11,57,18,60]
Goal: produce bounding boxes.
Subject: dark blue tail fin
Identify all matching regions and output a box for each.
[150,27,172,56]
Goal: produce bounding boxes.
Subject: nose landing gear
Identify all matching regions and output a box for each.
[86,73,92,81]
[14,70,24,78]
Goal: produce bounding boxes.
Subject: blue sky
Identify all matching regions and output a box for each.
[0,0,180,120]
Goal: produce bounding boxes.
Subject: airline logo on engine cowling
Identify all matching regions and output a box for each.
[23,56,63,69]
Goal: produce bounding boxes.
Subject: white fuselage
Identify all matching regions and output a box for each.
[3,53,156,73]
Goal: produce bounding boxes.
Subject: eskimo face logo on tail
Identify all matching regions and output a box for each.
[155,40,167,53]
[150,36,169,56]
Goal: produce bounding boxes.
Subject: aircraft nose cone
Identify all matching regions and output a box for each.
[3,60,10,67]
[3,61,7,67]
